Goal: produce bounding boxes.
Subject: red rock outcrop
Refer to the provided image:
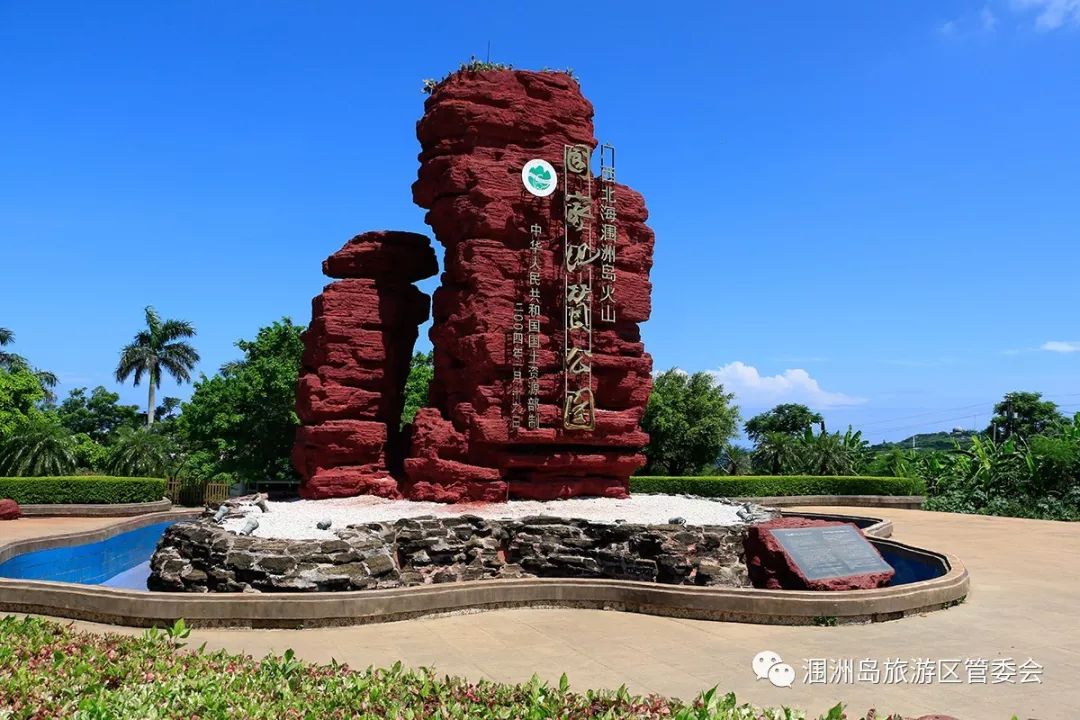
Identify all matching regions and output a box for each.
[0,498,20,520]
[293,231,437,499]
[744,517,895,591]
[404,70,655,502]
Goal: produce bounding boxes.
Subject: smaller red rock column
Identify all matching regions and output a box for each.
[292,231,437,499]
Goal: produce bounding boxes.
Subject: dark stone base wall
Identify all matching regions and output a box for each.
[149,516,751,593]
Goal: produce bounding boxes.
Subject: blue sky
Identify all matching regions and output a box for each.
[2,1,1078,443]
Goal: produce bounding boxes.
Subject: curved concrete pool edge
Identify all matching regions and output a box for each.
[17,498,176,517]
[0,510,202,563]
[0,509,967,629]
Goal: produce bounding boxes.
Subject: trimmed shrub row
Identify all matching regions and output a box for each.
[630,475,925,498]
[0,476,166,504]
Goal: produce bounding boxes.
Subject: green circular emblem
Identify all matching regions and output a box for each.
[522,159,557,197]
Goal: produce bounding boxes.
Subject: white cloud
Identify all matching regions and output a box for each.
[1013,0,1080,30]
[938,5,999,35]
[1041,340,1080,353]
[708,362,866,409]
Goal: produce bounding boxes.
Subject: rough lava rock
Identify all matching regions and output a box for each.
[292,231,437,499]
[743,517,896,591]
[149,513,751,593]
[0,499,20,520]
[404,69,656,502]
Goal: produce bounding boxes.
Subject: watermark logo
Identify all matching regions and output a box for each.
[753,650,796,688]
[753,651,1045,687]
[522,159,557,197]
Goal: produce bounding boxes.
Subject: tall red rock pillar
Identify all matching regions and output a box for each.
[405,70,655,502]
[293,231,437,499]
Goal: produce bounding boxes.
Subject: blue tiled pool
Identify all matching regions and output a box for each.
[0,518,946,592]
[0,521,174,589]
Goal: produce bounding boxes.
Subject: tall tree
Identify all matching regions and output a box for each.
[986,391,1063,441]
[115,307,200,426]
[401,351,433,427]
[178,319,303,485]
[745,403,824,444]
[0,327,58,404]
[752,432,802,475]
[56,386,140,442]
[0,367,46,437]
[0,327,16,369]
[641,369,740,475]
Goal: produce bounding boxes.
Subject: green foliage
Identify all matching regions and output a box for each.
[0,615,901,720]
[715,445,752,475]
[0,327,58,404]
[751,427,868,476]
[0,366,45,437]
[115,306,200,426]
[0,476,165,504]
[752,432,801,475]
[744,403,823,444]
[421,57,577,94]
[401,350,433,427]
[631,475,924,497]
[869,429,975,453]
[103,427,174,477]
[56,386,141,442]
[921,418,1080,520]
[986,391,1063,441]
[71,433,109,472]
[178,319,303,486]
[0,413,77,476]
[422,55,513,94]
[799,427,868,475]
[641,369,740,476]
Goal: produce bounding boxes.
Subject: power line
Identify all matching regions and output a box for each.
[856,402,988,428]
[852,392,1080,431]
[867,403,1080,439]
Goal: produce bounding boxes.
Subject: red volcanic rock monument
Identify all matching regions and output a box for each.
[293,68,655,502]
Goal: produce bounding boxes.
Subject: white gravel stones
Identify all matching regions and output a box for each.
[219,494,771,540]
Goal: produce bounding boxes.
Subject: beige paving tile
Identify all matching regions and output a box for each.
[35,507,1080,718]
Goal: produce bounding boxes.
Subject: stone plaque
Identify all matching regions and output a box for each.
[770,526,892,581]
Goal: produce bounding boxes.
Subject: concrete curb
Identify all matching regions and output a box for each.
[0,510,967,629]
[17,498,175,517]
[738,495,924,510]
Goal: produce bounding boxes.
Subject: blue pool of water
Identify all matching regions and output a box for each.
[876,544,944,584]
[0,521,175,589]
[0,518,946,590]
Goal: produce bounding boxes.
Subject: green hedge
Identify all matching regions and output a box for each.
[630,475,925,497]
[0,476,167,504]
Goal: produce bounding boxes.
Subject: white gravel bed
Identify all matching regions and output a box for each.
[219,494,766,540]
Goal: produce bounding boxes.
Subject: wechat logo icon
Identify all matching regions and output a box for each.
[522,159,557,197]
[752,650,795,688]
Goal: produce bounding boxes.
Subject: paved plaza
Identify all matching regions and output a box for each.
[6,507,1077,718]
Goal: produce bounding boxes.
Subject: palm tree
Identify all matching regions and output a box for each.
[0,326,14,361]
[0,326,59,404]
[104,427,171,477]
[115,307,200,426]
[798,427,868,475]
[0,415,77,476]
[753,432,801,475]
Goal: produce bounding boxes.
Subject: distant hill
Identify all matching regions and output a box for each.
[870,429,977,453]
